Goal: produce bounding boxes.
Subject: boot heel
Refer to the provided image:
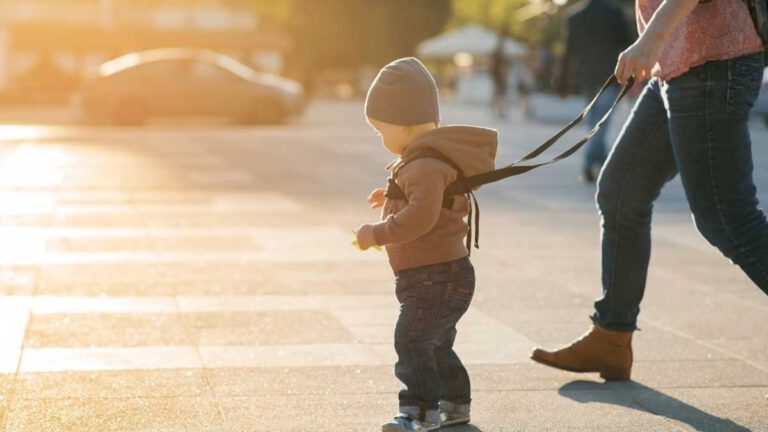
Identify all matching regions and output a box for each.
[600,369,631,381]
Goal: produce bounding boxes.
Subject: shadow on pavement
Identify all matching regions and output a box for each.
[448,425,484,432]
[558,380,752,432]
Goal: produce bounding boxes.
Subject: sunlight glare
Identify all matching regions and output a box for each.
[0,146,65,187]
[0,126,45,142]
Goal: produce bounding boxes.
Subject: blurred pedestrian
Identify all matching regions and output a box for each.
[490,33,510,119]
[558,0,634,183]
[533,0,768,382]
[511,57,536,119]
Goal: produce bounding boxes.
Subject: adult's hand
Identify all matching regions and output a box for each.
[614,37,664,85]
[614,0,699,85]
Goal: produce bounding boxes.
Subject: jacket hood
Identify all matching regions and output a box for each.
[400,125,498,177]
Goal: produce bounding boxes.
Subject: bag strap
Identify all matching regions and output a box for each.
[445,75,634,197]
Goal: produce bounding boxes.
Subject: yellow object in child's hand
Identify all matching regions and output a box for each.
[352,231,381,251]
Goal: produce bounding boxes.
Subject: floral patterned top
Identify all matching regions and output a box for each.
[637,0,764,80]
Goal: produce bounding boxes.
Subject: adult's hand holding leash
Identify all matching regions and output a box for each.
[615,0,699,84]
[615,35,663,84]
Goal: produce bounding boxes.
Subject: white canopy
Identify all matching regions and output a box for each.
[416,25,527,59]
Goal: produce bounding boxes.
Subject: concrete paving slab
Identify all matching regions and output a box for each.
[35,281,177,296]
[217,394,391,432]
[19,347,203,373]
[15,369,212,399]
[199,343,385,368]
[152,236,260,252]
[53,235,268,254]
[26,310,356,347]
[0,266,37,296]
[480,306,596,345]
[48,236,158,253]
[642,297,768,341]
[52,211,315,229]
[182,310,356,346]
[0,214,53,227]
[0,296,30,373]
[40,263,164,287]
[704,338,768,371]
[25,313,188,348]
[30,295,178,314]
[204,366,396,397]
[0,374,14,428]
[5,396,223,432]
[631,325,732,362]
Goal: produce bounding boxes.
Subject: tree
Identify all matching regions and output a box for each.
[287,0,451,72]
[362,0,452,66]
[449,0,632,51]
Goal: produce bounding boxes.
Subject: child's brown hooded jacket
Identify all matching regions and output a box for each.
[373,126,498,274]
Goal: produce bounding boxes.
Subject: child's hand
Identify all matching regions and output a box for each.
[354,224,378,250]
[367,188,386,209]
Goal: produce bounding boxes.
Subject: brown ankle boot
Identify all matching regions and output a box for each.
[530,324,633,381]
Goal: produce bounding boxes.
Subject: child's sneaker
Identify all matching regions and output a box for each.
[382,409,441,431]
[439,400,470,427]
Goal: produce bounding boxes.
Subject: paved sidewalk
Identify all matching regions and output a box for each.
[0,100,765,431]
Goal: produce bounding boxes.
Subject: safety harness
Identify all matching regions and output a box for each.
[384,75,634,255]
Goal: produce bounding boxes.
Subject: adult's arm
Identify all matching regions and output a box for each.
[614,0,699,84]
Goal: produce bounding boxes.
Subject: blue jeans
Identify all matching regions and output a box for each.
[394,257,475,410]
[593,53,768,332]
[584,84,621,170]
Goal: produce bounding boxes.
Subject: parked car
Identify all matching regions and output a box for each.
[78,48,305,125]
[751,65,768,125]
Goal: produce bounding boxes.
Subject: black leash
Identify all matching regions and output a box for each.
[445,75,635,197]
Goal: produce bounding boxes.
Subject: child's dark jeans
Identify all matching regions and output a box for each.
[393,256,475,412]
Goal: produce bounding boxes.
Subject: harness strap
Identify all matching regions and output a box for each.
[385,147,464,209]
[384,148,480,255]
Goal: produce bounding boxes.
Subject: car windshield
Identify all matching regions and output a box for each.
[100,50,259,82]
[215,55,257,81]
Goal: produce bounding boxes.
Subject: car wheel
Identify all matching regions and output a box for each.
[111,99,146,126]
[244,97,286,125]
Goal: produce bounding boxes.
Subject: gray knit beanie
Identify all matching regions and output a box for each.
[365,57,440,126]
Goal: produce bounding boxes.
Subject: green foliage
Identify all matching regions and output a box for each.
[450,0,526,32]
[450,0,559,48]
[449,0,633,51]
[238,0,295,27]
[289,0,452,70]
